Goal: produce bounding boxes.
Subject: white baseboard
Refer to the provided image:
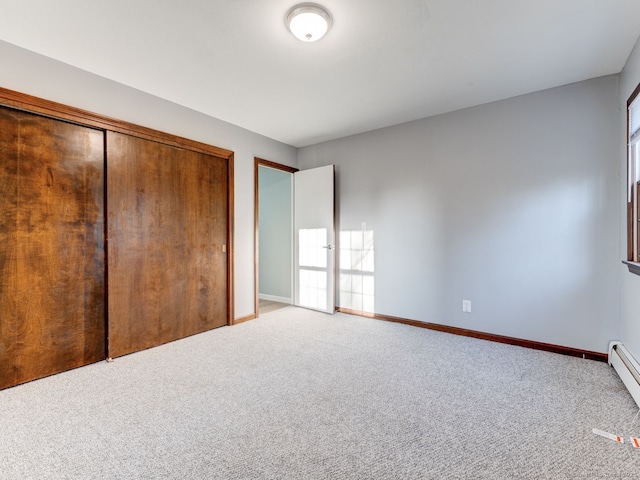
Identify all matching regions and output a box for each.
[258,294,292,304]
[609,341,640,409]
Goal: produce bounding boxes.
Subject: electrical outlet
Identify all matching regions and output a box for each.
[462,300,471,313]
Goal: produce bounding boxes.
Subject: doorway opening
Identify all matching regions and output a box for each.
[254,158,336,317]
[254,158,298,317]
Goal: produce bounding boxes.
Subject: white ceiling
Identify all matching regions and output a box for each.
[0,0,639,147]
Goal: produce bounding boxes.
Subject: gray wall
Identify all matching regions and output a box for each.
[0,40,298,320]
[299,76,621,353]
[620,37,640,362]
[2,38,630,353]
[259,167,293,301]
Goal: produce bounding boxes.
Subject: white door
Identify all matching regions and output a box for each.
[294,165,335,313]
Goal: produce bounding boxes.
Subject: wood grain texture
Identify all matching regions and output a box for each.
[233,313,257,325]
[227,154,235,325]
[0,106,105,389]
[107,132,228,358]
[637,181,640,260]
[627,84,640,262]
[0,87,233,160]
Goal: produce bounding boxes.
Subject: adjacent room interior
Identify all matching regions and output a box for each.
[1,1,640,478]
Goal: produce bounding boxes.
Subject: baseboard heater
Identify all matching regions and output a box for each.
[609,341,640,409]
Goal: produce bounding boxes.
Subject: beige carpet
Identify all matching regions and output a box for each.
[1,306,639,479]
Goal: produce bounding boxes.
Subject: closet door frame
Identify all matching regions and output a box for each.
[0,86,235,329]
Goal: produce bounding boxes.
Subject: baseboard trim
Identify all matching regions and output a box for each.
[258,294,292,304]
[233,313,256,325]
[337,308,608,362]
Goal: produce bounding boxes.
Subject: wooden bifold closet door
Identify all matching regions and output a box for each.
[0,106,106,389]
[106,132,228,358]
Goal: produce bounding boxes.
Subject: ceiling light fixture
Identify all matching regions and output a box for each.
[285,3,332,42]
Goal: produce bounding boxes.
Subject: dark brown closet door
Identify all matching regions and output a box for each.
[0,107,105,390]
[107,132,228,358]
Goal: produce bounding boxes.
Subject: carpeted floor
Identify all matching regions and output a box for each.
[1,306,639,479]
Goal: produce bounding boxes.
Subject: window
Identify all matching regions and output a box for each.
[627,84,640,268]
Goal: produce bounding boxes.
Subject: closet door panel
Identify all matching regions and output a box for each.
[0,109,19,386]
[107,132,228,358]
[0,107,105,389]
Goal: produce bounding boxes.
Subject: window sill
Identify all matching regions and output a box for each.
[623,261,640,276]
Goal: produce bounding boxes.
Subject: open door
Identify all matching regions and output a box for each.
[294,165,335,313]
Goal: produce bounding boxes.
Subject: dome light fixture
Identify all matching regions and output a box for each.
[285,3,332,42]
